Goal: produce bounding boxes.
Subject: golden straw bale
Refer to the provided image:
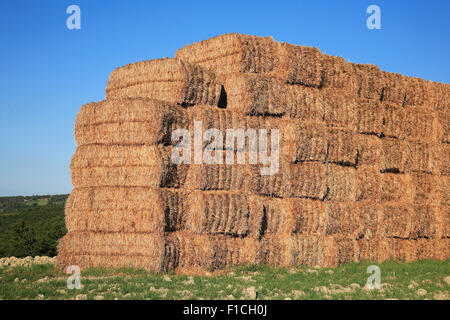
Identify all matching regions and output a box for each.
[437,112,450,143]
[325,164,356,201]
[71,164,189,188]
[380,138,408,173]
[285,122,328,163]
[75,98,189,146]
[176,33,324,86]
[381,72,408,105]
[353,64,384,100]
[382,103,405,138]
[322,237,360,267]
[220,73,286,115]
[381,173,413,202]
[404,141,438,174]
[257,234,295,267]
[185,164,249,191]
[326,128,358,166]
[402,107,438,142]
[356,166,382,201]
[57,231,166,271]
[438,143,450,175]
[277,42,323,86]
[403,77,433,107]
[380,205,414,238]
[320,54,358,92]
[322,90,358,129]
[411,205,442,239]
[167,232,258,271]
[440,176,450,205]
[249,162,327,199]
[70,144,170,169]
[430,81,450,112]
[439,205,449,238]
[357,203,382,239]
[411,173,441,205]
[355,134,382,166]
[106,58,221,106]
[65,187,188,233]
[284,85,325,121]
[355,100,383,135]
[174,33,279,77]
[290,199,326,236]
[324,202,361,239]
[185,191,250,236]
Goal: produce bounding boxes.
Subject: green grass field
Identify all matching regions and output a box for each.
[1,259,448,300]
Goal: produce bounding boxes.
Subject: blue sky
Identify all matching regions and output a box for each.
[0,0,449,196]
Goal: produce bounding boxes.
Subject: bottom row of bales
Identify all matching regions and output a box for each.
[57,231,450,272]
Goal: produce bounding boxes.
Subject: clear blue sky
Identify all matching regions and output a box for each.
[0,0,449,196]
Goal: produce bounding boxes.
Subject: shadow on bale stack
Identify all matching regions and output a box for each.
[58,33,450,273]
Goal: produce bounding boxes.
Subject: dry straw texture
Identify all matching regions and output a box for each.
[58,33,450,273]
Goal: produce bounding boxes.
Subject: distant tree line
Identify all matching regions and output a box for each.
[0,195,68,257]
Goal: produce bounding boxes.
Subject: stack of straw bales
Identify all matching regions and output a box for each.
[58,33,449,272]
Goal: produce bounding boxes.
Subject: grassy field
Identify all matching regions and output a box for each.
[0,259,448,300]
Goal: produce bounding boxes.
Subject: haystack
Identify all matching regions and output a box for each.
[58,33,449,273]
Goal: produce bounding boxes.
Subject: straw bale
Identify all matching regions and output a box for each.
[75,98,189,146]
[355,100,383,135]
[106,58,221,106]
[439,143,450,175]
[220,73,286,115]
[411,205,442,239]
[322,90,358,129]
[430,81,450,112]
[356,166,382,201]
[57,231,166,271]
[353,64,384,100]
[325,164,356,201]
[380,138,408,173]
[185,164,249,191]
[437,112,450,143]
[381,72,408,105]
[249,162,326,199]
[185,191,250,236]
[403,77,432,107]
[251,197,328,237]
[257,234,295,266]
[402,106,438,142]
[284,122,328,163]
[439,205,449,238]
[357,203,382,239]
[355,134,382,166]
[411,173,441,205]
[380,173,413,202]
[404,140,438,174]
[326,128,358,166]
[441,176,450,205]
[382,103,405,138]
[380,205,414,238]
[416,238,449,260]
[65,187,188,233]
[167,232,258,270]
[70,144,170,169]
[324,202,361,238]
[174,33,279,77]
[320,54,358,92]
[277,42,323,86]
[71,164,189,188]
[290,199,326,236]
[322,237,360,267]
[284,85,325,121]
